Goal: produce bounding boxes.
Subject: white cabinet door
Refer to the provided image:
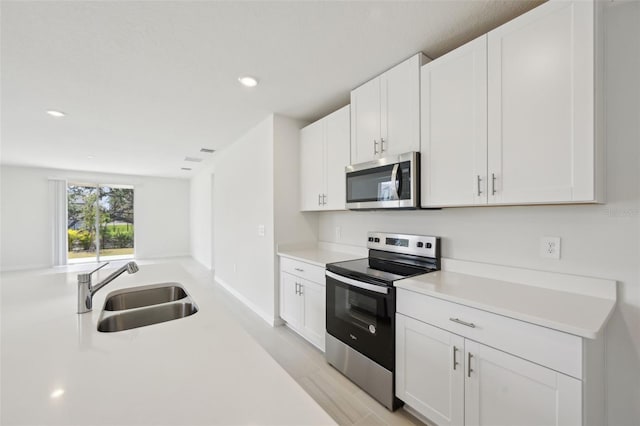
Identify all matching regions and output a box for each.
[300,120,325,211]
[351,77,381,164]
[421,36,488,207]
[300,279,326,351]
[324,105,350,211]
[280,272,302,329]
[465,340,582,426]
[396,314,464,426]
[383,54,422,157]
[488,0,595,204]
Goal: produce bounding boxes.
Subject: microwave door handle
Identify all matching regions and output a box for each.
[395,164,403,198]
[390,163,400,200]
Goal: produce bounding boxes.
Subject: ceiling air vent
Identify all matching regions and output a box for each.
[200,148,215,154]
[184,156,203,162]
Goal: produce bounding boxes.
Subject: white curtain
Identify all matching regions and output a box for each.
[49,179,67,266]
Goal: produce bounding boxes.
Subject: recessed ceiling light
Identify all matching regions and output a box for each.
[184,156,203,163]
[47,110,66,118]
[87,155,94,159]
[200,148,215,154]
[181,167,192,171]
[50,389,65,399]
[238,76,259,88]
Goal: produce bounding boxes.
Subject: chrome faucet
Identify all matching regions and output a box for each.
[77,261,139,313]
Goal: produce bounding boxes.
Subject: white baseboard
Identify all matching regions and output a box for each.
[215,275,279,327]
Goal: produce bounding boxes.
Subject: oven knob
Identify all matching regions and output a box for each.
[368,237,374,242]
[417,242,423,248]
[369,325,376,334]
[426,243,432,249]
[374,238,380,243]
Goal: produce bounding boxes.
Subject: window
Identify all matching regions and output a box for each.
[67,183,134,262]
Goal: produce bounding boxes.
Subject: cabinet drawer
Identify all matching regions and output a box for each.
[396,289,583,379]
[280,257,326,284]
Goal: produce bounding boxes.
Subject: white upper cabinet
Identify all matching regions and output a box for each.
[421,35,488,207]
[300,105,350,211]
[421,0,603,207]
[351,78,381,163]
[300,120,325,211]
[351,53,428,164]
[324,105,351,210]
[383,55,423,157]
[487,0,599,204]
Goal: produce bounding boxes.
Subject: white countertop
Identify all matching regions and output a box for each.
[277,246,363,267]
[0,261,336,425]
[396,270,616,339]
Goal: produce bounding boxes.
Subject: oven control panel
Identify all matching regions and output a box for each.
[366,232,439,258]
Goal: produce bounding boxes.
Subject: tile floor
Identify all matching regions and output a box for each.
[183,259,430,426]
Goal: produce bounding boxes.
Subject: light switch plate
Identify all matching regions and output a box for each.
[258,225,265,237]
[540,236,561,259]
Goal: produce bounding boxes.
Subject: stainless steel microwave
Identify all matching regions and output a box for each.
[345,152,419,210]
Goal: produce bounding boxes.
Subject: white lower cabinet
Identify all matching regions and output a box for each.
[464,340,581,426]
[396,314,464,426]
[396,290,589,426]
[279,257,326,351]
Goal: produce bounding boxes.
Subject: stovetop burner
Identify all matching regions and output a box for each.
[326,257,436,285]
[326,232,441,286]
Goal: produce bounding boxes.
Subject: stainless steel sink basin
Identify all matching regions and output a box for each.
[97,283,198,332]
[98,302,198,332]
[104,283,187,311]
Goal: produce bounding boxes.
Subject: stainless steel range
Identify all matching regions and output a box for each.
[325,232,440,410]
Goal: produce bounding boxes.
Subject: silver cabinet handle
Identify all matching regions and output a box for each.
[373,139,379,155]
[453,346,459,371]
[491,173,497,195]
[318,194,322,206]
[380,137,386,153]
[467,352,474,378]
[294,282,298,295]
[322,194,327,205]
[477,175,482,196]
[294,267,304,272]
[298,284,303,296]
[449,317,476,328]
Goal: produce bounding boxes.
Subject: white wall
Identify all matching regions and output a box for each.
[190,114,318,324]
[273,114,319,313]
[318,3,640,424]
[0,165,191,270]
[212,116,276,322]
[190,167,214,269]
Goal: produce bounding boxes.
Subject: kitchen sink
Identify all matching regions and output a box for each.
[104,283,187,311]
[97,283,198,332]
[98,302,198,332]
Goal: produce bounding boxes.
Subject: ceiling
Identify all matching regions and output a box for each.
[1,0,543,178]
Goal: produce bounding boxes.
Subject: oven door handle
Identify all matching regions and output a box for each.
[326,271,389,294]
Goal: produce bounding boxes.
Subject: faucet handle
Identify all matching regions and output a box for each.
[78,262,109,283]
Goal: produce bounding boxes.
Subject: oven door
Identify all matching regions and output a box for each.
[326,271,395,371]
[345,152,419,210]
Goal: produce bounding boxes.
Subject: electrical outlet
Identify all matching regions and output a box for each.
[258,224,265,237]
[335,226,342,240]
[540,236,561,260]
